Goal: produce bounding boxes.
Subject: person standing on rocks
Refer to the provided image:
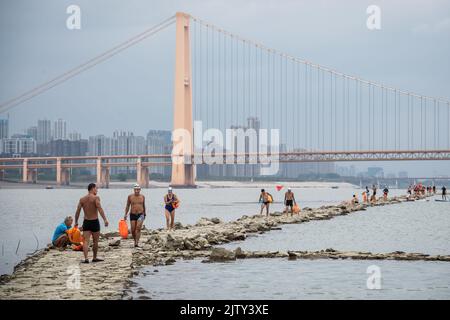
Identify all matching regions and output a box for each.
[74,183,109,263]
[259,189,271,216]
[383,186,389,201]
[164,187,179,230]
[442,186,447,201]
[124,184,146,247]
[284,188,296,216]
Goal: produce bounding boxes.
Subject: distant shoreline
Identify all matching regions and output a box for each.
[0,180,358,190]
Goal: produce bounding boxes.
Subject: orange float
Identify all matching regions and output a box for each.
[119,219,129,239]
[67,226,83,244]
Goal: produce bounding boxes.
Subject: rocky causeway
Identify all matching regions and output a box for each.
[1,194,447,300]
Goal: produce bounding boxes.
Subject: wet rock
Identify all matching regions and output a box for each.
[173,222,185,230]
[194,237,210,250]
[287,251,297,260]
[164,233,185,250]
[103,231,120,239]
[234,247,247,259]
[108,239,121,247]
[196,218,215,226]
[211,217,222,224]
[165,258,176,265]
[209,248,236,262]
[227,232,246,241]
[137,288,149,294]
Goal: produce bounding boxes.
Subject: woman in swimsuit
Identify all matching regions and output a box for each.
[164,187,179,230]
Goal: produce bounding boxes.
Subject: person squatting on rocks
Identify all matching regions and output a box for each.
[124,184,146,247]
[51,216,73,248]
[74,183,109,264]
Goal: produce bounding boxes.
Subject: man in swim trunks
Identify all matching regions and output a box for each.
[124,184,146,247]
[284,188,296,216]
[164,187,178,230]
[74,183,109,263]
[259,189,270,216]
[51,216,73,248]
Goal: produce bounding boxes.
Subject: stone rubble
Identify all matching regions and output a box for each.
[1,194,443,300]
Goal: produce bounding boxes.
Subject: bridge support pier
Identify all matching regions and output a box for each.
[170,12,196,188]
[56,158,70,186]
[22,159,28,183]
[22,159,37,183]
[0,169,4,180]
[96,158,110,189]
[28,169,37,184]
[136,158,149,188]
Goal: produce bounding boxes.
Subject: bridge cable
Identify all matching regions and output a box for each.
[0,15,176,113]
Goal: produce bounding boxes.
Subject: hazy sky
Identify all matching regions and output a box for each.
[0,0,449,176]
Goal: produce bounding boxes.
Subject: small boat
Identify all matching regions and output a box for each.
[331,186,339,189]
[435,199,449,202]
[45,185,54,189]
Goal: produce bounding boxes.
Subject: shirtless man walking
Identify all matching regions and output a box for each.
[284,188,296,216]
[124,184,146,247]
[259,189,271,216]
[74,183,109,263]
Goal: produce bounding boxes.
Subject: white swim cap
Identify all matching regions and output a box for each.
[133,183,141,190]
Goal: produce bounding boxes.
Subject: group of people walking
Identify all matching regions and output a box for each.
[51,183,179,263]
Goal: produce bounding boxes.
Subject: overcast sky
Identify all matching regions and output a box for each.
[0,0,449,176]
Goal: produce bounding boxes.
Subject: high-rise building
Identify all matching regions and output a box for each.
[50,139,88,156]
[26,126,38,140]
[37,119,52,144]
[146,130,172,176]
[68,131,82,141]
[1,138,37,155]
[0,118,9,139]
[88,135,112,156]
[53,119,67,140]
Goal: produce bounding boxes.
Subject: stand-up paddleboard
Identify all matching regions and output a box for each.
[435,199,450,202]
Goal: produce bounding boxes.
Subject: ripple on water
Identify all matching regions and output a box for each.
[129,258,450,300]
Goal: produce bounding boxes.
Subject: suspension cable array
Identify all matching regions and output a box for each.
[190,15,450,152]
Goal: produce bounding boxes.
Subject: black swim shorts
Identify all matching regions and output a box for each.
[130,213,144,221]
[82,219,100,233]
[285,200,293,207]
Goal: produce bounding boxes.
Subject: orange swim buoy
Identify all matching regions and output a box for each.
[293,204,301,213]
[67,226,83,244]
[276,185,283,191]
[119,219,129,239]
[173,200,180,209]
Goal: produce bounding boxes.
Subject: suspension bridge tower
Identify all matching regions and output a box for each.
[170,12,196,187]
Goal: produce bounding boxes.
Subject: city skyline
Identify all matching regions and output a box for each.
[1,114,448,178]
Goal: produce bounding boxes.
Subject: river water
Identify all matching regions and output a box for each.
[0,183,363,275]
[1,184,449,299]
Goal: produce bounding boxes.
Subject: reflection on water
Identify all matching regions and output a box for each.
[129,259,450,300]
